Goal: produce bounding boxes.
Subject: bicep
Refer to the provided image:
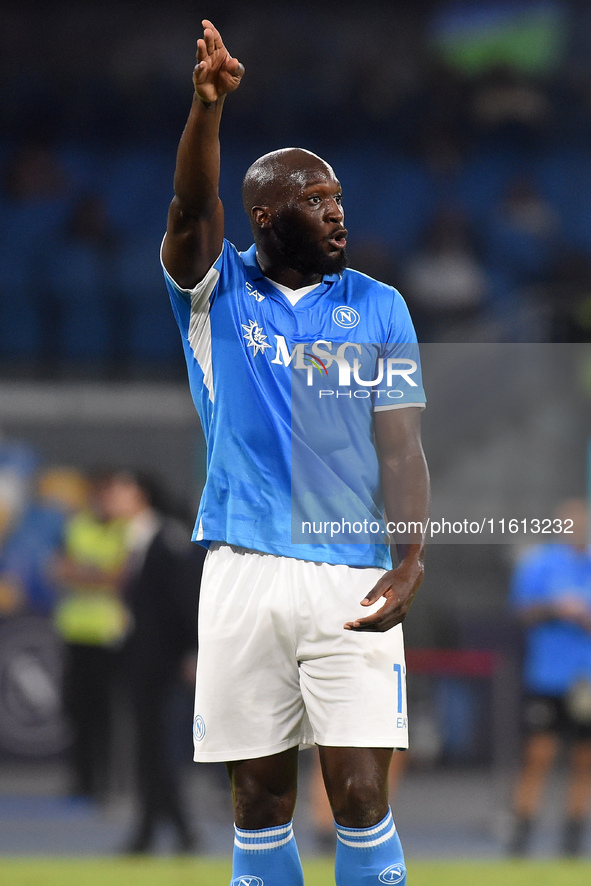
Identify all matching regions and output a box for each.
[162,196,225,289]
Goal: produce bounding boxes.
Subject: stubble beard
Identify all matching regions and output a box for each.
[273,218,348,277]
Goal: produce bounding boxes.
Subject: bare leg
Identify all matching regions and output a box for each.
[561,739,591,855]
[565,740,591,819]
[227,747,304,885]
[319,746,407,886]
[512,732,559,818]
[310,749,335,835]
[226,746,299,829]
[508,732,558,856]
[310,747,407,836]
[319,746,392,827]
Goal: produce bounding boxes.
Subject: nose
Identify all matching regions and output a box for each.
[325,197,344,222]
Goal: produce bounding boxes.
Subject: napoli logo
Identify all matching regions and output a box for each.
[193,715,206,742]
[332,305,360,328]
[378,864,406,884]
[231,878,264,886]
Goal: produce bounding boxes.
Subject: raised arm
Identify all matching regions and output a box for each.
[345,407,430,632]
[162,20,244,289]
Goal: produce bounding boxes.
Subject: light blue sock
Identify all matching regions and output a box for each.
[231,819,304,886]
[334,807,406,886]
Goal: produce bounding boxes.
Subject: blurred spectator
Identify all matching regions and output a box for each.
[103,470,204,854]
[508,499,591,857]
[0,143,71,369]
[484,177,560,285]
[478,176,562,338]
[542,249,591,342]
[3,143,67,203]
[402,208,490,340]
[52,468,130,800]
[0,464,32,615]
[0,465,87,617]
[45,193,118,373]
[0,435,41,614]
[1,2,591,371]
[471,64,552,141]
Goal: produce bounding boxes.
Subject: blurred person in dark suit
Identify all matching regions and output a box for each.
[104,470,205,854]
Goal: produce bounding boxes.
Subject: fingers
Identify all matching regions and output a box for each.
[343,603,400,632]
[195,21,243,82]
[195,20,219,67]
[343,575,405,632]
[203,25,216,56]
[194,43,209,84]
[202,19,223,49]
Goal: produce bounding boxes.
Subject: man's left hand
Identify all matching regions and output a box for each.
[344,560,424,633]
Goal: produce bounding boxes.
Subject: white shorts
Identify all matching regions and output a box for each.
[193,543,408,762]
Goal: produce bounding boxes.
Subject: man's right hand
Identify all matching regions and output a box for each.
[193,19,244,104]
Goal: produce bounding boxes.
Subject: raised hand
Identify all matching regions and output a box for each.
[193,19,244,103]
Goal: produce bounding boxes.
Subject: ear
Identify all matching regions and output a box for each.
[251,206,272,229]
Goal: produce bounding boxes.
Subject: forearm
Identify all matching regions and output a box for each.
[519,603,557,625]
[344,438,429,632]
[164,22,243,286]
[382,449,430,572]
[519,602,591,630]
[172,94,225,218]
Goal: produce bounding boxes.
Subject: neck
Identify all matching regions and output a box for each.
[255,247,322,289]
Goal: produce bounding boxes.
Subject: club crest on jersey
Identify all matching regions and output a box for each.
[333,305,360,328]
[246,281,265,302]
[242,319,272,356]
[231,878,264,886]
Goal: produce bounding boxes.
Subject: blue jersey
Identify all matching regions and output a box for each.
[510,544,591,694]
[163,239,426,568]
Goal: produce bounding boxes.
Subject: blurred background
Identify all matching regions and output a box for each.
[1,0,591,863]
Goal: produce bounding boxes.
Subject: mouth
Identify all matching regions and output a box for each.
[327,228,348,250]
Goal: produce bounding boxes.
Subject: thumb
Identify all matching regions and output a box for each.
[227,57,245,78]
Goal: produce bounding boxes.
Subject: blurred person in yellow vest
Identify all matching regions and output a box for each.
[52,468,130,800]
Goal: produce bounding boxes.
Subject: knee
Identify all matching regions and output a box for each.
[329,772,388,829]
[230,770,297,830]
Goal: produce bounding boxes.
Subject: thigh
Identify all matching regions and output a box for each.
[297,561,408,749]
[193,544,314,762]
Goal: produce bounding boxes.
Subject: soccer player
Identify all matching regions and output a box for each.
[508,498,591,857]
[161,20,430,886]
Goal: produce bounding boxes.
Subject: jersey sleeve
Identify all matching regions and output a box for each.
[373,287,427,412]
[160,236,224,316]
[161,239,237,406]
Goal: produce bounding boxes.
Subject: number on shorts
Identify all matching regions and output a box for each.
[393,663,405,714]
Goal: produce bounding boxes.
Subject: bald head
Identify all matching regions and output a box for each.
[241,148,337,220]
